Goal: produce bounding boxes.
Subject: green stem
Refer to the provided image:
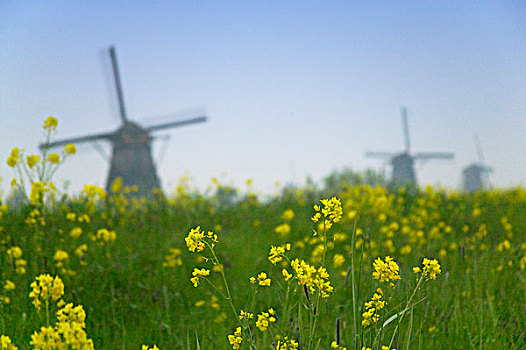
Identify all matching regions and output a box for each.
[388,275,424,348]
[209,246,241,326]
[45,299,50,326]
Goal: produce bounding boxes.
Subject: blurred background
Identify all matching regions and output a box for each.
[1,1,525,195]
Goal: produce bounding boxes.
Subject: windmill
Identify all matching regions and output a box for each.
[365,107,454,186]
[40,46,207,196]
[462,133,492,192]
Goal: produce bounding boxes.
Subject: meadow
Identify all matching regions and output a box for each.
[0,118,524,350]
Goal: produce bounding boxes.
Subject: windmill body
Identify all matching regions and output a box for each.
[107,121,159,194]
[40,47,207,196]
[462,134,492,192]
[391,152,416,186]
[462,164,491,193]
[366,108,454,186]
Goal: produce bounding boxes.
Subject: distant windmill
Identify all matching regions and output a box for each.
[365,107,454,186]
[40,46,207,196]
[462,133,492,192]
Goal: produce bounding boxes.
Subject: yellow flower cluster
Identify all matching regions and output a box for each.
[372,256,401,283]
[362,288,385,327]
[274,223,291,237]
[238,309,253,320]
[3,280,15,302]
[30,181,54,206]
[268,243,291,265]
[0,335,18,350]
[276,337,299,350]
[413,258,441,280]
[63,143,76,155]
[26,154,41,169]
[185,226,217,253]
[311,197,343,228]
[290,259,334,298]
[96,228,117,244]
[331,341,347,350]
[162,248,183,267]
[250,272,271,286]
[280,209,295,221]
[7,247,27,275]
[141,346,160,350]
[190,268,210,287]
[29,274,64,310]
[255,308,276,331]
[30,303,94,350]
[70,227,83,239]
[227,327,243,349]
[82,185,106,201]
[43,116,58,131]
[6,148,21,168]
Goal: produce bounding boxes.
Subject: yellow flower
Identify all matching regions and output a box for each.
[26,154,41,169]
[256,308,277,331]
[372,256,401,283]
[47,153,60,164]
[422,258,441,280]
[53,250,69,262]
[29,181,46,205]
[185,226,217,252]
[239,310,254,320]
[311,197,343,225]
[280,209,295,221]
[63,143,76,155]
[190,268,210,287]
[43,116,58,130]
[274,223,291,236]
[331,341,347,350]
[163,248,183,267]
[268,244,291,265]
[333,254,345,268]
[70,227,83,239]
[0,335,19,350]
[7,246,23,259]
[282,269,293,281]
[256,272,271,286]
[6,147,21,168]
[142,346,160,350]
[29,274,64,310]
[276,337,299,350]
[3,280,15,292]
[227,327,243,349]
[82,184,106,201]
[96,228,117,243]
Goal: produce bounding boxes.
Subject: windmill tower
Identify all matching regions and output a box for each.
[366,107,454,186]
[462,133,492,192]
[40,46,207,197]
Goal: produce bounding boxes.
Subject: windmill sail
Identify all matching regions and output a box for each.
[40,131,114,150]
[146,116,207,132]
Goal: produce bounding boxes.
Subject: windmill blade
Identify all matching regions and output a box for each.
[401,107,411,153]
[109,46,128,123]
[365,151,397,159]
[474,132,485,163]
[39,131,114,151]
[413,152,454,160]
[146,116,207,133]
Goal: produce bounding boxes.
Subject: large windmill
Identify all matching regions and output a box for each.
[462,133,492,192]
[365,108,454,186]
[40,46,207,196]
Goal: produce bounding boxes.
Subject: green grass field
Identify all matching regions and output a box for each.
[0,118,524,350]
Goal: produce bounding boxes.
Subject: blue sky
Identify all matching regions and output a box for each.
[1,1,525,195]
